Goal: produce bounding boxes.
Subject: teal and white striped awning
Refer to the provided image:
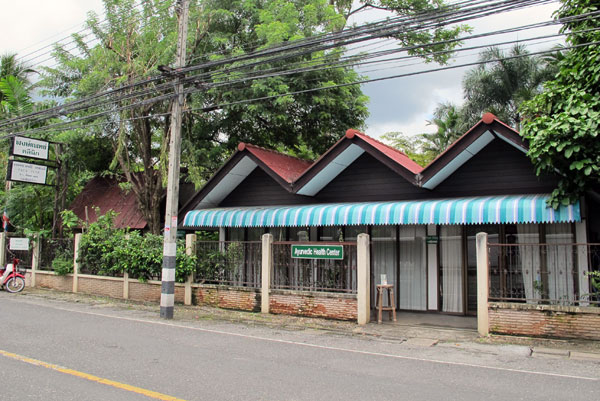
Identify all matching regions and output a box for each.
[183,195,580,228]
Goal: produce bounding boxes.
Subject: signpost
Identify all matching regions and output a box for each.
[291,244,344,260]
[6,160,48,185]
[10,136,50,160]
[9,238,29,251]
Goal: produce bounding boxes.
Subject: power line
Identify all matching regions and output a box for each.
[4,36,596,139]
[1,0,586,135]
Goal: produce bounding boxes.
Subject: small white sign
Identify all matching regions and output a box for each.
[12,136,50,160]
[9,161,47,185]
[9,238,29,251]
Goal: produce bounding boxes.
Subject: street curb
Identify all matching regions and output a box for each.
[570,351,600,362]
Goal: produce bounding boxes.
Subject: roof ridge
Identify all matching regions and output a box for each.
[240,142,313,164]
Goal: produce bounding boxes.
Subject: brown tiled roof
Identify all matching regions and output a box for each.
[69,176,147,229]
[239,143,313,183]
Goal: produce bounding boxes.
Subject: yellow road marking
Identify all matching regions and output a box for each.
[0,349,187,401]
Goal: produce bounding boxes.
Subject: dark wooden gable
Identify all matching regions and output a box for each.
[432,138,558,197]
[314,152,428,202]
[219,167,312,207]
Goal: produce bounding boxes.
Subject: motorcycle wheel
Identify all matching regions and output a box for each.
[5,277,25,293]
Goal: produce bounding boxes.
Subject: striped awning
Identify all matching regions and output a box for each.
[183,195,580,228]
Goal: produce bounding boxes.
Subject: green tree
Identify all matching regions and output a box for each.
[520,0,600,208]
[462,44,551,130]
[381,131,431,167]
[43,0,469,233]
[421,102,465,155]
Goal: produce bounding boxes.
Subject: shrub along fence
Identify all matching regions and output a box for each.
[8,229,369,323]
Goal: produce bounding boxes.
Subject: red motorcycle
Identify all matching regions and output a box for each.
[1,257,25,293]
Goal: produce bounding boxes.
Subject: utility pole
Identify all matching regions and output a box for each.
[160,0,190,319]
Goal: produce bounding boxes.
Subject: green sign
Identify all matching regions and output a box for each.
[291,245,344,260]
[426,235,439,244]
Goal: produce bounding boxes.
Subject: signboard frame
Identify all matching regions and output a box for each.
[10,136,52,161]
[291,244,344,260]
[9,237,30,251]
[6,160,52,186]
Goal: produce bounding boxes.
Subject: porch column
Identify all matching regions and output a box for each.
[426,224,438,311]
[261,233,273,314]
[476,232,489,336]
[357,233,370,325]
[575,220,590,306]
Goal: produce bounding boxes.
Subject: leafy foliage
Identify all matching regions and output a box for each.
[78,210,196,282]
[462,44,552,130]
[520,0,600,208]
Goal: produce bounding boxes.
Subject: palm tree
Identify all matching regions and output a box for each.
[462,44,549,131]
[0,76,33,117]
[0,53,36,118]
[421,102,466,155]
[0,53,36,84]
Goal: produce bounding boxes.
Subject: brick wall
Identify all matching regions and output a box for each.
[193,285,260,312]
[34,271,73,292]
[25,271,357,321]
[270,290,358,321]
[78,275,123,299]
[489,302,600,340]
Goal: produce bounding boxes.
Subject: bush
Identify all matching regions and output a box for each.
[78,211,196,282]
[52,254,73,276]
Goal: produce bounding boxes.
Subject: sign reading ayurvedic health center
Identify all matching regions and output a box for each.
[291,245,344,260]
[11,136,50,160]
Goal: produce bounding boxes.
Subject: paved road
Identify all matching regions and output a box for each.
[0,292,598,401]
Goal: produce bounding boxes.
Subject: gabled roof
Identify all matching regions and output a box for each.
[70,176,147,229]
[419,113,528,189]
[179,143,312,213]
[183,114,533,214]
[241,143,312,183]
[293,129,423,196]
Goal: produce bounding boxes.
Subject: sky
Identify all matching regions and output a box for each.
[0,0,561,139]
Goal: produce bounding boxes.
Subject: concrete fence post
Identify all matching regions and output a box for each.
[476,232,489,336]
[357,233,371,325]
[0,232,6,268]
[123,234,130,299]
[31,234,41,287]
[73,233,82,293]
[261,233,273,314]
[185,233,197,305]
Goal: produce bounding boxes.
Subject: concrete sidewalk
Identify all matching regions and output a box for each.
[13,288,600,362]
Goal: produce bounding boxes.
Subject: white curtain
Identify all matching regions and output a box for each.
[440,226,463,313]
[516,224,540,302]
[399,226,427,310]
[371,226,397,307]
[546,223,575,303]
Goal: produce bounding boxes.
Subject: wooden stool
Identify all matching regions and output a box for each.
[376,284,397,324]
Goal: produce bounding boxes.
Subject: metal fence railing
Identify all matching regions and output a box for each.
[488,243,600,306]
[272,242,357,293]
[40,238,74,272]
[194,241,262,288]
[5,236,32,269]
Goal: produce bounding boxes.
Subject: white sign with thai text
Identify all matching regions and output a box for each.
[9,238,29,251]
[12,136,50,160]
[9,161,47,184]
